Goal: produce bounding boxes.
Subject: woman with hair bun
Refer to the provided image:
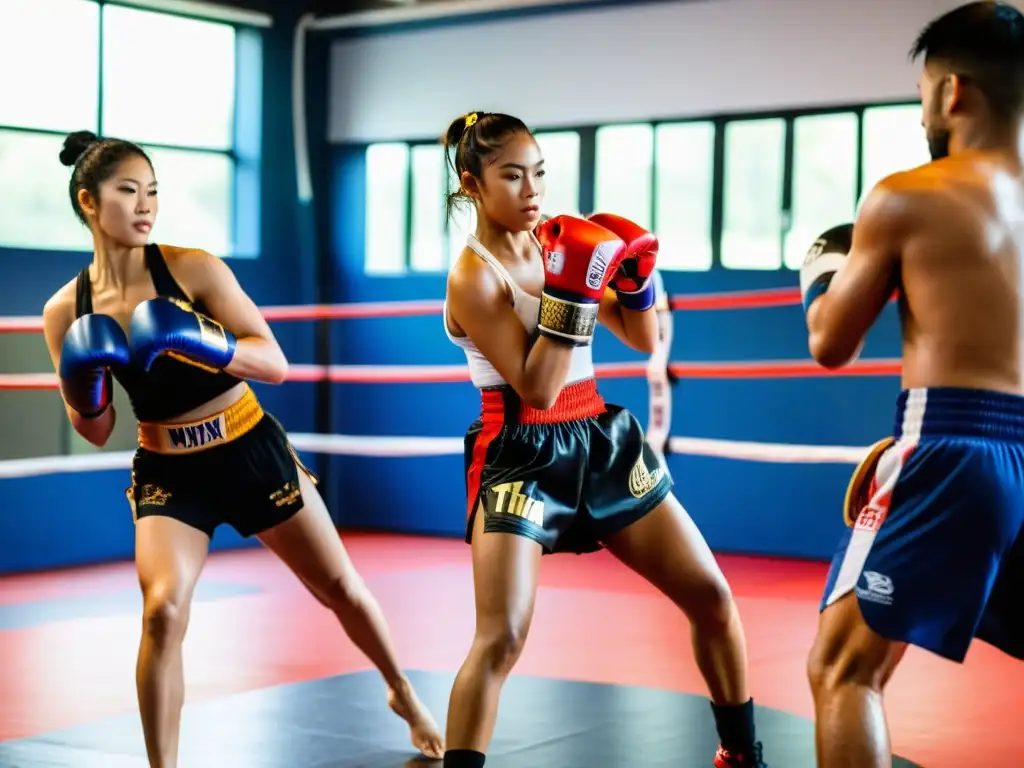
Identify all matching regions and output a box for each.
[42,130,444,767]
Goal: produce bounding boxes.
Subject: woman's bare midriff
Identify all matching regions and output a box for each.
[155,380,249,425]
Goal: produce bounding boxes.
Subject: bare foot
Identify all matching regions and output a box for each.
[388,677,445,760]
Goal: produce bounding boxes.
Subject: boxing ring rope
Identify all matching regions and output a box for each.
[0,434,868,480]
[0,358,902,390]
[0,289,805,334]
[0,284,894,477]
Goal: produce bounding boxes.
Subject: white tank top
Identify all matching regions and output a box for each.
[443,234,595,389]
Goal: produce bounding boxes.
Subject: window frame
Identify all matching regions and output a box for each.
[584,100,913,271]
[0,0,263,258]
[362,97,929,274]
[358,98,920,275]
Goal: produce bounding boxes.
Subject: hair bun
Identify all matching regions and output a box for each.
[59,130,100,167]
[443,111,487,149]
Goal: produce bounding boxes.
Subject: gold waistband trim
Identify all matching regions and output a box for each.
[137,385,263,455]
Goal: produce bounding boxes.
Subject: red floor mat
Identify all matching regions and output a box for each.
[1,532,1020,766]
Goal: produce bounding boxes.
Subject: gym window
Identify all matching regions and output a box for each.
[860,104,931,201]
[721,118,787,270]
[409,145,447,273]
[356,101,928,276]
[710,103,927,271]
[0,0,100,134]
[364,143,409,275]
[0,0,264,258]
[784,112,859,269]
[583,106,925,272]
[654,121,715,271]
[535,131,582,219]
[594,124,654,230]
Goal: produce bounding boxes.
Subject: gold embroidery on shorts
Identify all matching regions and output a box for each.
[485,481,545,526]
[628,455,663,499]
[139,485,171,507]
[270,481,301,508]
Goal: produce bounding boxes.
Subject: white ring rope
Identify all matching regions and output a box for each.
[645,272,673,472]
[0,432,870,479]
[667,437,867,465]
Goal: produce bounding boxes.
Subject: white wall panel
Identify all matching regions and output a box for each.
[327,0,989,142]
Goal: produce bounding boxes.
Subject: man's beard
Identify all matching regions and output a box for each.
[927,128,951,160]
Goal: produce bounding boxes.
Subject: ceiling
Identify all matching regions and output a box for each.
[308,0,621,18]
[318,0,446,11]
[311,0,493,13]
[197,0,645,21]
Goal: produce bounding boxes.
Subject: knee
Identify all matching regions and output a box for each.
[684,576,736,632]
[807,635,885,696]
[319,573,368,615]
[806,642,831,695]
[141,585,191,644]
[472,623,530,677]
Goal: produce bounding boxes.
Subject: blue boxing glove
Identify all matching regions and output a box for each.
[130,297,236,373]
[799,223,853,314]
[59,314,130,417]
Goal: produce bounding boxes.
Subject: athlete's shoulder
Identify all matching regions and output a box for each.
[157,245,240,307]
[859,161,962,227]
[158,243,218,265]
[43,275,79,317]
[855,174,914,231]
[446,245,504,302]
[41,277,78,337]
[160,243,230,281]
[879,157,978,199]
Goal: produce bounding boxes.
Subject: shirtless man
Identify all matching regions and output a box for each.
[798,2,1024,765]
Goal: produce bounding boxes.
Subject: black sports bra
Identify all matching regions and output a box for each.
[74,243,242,423]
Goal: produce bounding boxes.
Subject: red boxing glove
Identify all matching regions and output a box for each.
[535,215,627,346]
[587,213,658,311]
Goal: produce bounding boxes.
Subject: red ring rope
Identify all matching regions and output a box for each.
[668,287,800,311]
[0,287,902,389]
[0,358,900,390]
[0,287,812,333]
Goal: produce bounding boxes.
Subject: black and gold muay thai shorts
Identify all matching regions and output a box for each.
[463,378,673,554]
[127,385,316,538]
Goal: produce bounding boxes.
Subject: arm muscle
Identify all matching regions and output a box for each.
[177,250,289,384]
[807,183,904,367]
[597,289,659,354]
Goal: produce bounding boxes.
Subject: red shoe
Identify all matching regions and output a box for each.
[713,742,767,767]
